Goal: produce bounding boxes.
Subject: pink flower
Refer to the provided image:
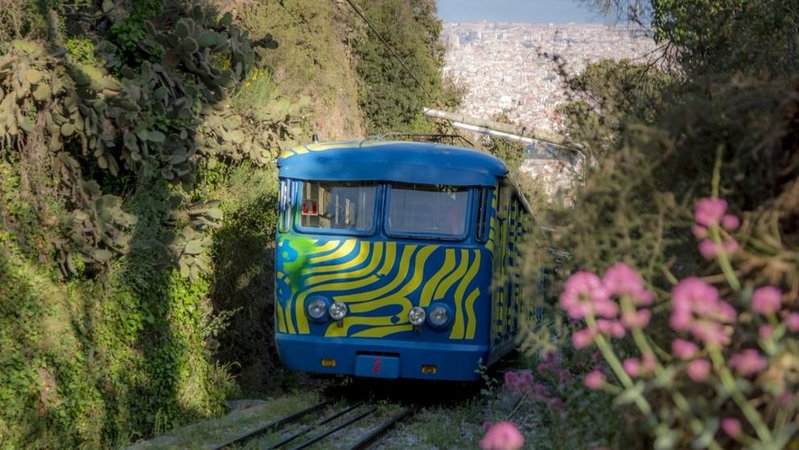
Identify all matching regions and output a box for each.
[670,309,692,331]
[687,359,711,381]
[721,214,740,230]
[672,339,699,360]
[751,286,782,315]
[721,417,742,438]
[670,278,736,346]
[572,328,596,349]
[560,271,616,319]
[504,371,533,394]
[529,383,550,401]
[672,278,720,313]
[584,370,606,390]
[778,390,793,406]
[480,421,525,450]
[556,368,572,384]
[698,239,720,259]
[698,239,738,259]
[722,239,739,254]
[787,313,799,332]
[692,225,708,238]
[695,198,727,227]
[759,324,774,339]
[729,349,767,377]
[642,352,656,372]
[621,309,651,329]
[602,262,654,305]
[596,319,626,338]
[690,319,732,346]
[623,358,641,377]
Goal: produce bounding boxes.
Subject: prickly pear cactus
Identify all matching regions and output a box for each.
[0,2,305,278]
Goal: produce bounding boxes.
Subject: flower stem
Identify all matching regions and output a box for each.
[710,225,741,292]
[620,297,724,450]
[586,315,654,419]
[708,347,772,444]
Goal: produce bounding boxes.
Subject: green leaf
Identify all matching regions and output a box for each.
[147,130,166,143]
[205,208,223,220]
[18,117,34,133]
[93,249,112,262]
[33,84,51,101]
[219,12,233,28]
[153,86,168,100]
[179,260,190,278]
[25,69,43,84]
[61,123,75,137]
[197,31,219,48]
[184,240,203,255]
[228,129,244,144]
[181,37,199,54]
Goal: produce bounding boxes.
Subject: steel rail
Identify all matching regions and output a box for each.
[263,403,364,450]
[285,407,378,450]
[211,400,333,450]
[346,405,420,450]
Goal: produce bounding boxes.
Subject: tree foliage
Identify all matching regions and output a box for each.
[522,1,799,448]
[354,0,450,134]
[0,0,306,446]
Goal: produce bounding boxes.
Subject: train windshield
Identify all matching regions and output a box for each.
[299,181,376,231]
[387,184,469,238]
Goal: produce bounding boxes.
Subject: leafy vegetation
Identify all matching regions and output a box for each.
[353,0,458,134]
[1,0,451,447]
[508,1,799,449]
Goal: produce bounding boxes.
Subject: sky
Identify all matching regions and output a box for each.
[435,0,607,24]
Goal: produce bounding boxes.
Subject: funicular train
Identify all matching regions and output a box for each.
[274,139,533,381]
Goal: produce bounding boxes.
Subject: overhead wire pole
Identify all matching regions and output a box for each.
[422,107,587,184]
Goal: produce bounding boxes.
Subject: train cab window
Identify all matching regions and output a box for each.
[386,183,469,238]
[298,181,376,232]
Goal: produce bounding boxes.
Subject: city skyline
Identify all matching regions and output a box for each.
[436,0,608,24]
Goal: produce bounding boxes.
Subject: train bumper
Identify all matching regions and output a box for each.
[275,334,489,381]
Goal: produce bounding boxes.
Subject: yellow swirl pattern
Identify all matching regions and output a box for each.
[279,237,486,340]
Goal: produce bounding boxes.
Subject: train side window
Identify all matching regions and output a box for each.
[278,179,291,233]
[298,180,377,232]
[475,188,490,243]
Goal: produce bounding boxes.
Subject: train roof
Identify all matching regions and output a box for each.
[278,140,508,187]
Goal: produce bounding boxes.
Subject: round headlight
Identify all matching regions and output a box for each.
[307,297,329,321]
[409,306,426,326]
[427,304,450,328]
[329,302,348,321]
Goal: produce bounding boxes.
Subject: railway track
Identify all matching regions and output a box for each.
[211,399,419,450]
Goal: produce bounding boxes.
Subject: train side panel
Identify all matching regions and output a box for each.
[487,182,530,366]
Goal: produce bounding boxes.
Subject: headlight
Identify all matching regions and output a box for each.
[329,301,348,321]
[306,297,329,321]
[427,304,451,328]
[409,306,426,326]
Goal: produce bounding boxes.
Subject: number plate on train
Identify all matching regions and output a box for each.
[354,355,400,379]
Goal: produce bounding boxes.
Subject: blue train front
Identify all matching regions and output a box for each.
[274,140,531,381]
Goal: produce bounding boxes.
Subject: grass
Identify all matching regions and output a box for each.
[130,391,322,449]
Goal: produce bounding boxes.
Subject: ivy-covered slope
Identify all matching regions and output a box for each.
[0,0,452,447]
[0,1,291,446]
